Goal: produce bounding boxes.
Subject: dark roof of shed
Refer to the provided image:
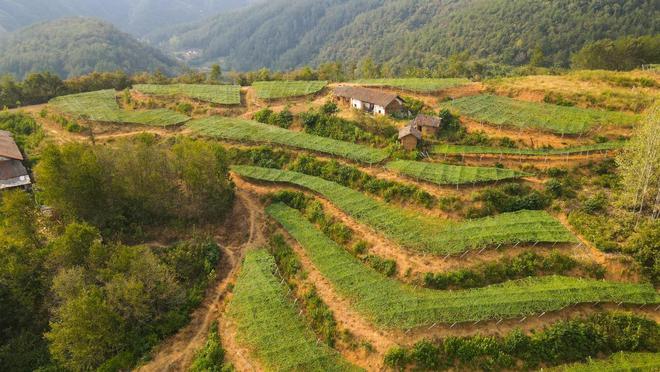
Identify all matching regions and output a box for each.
[0,133,23,160]
[398,125,422,140]
[0,159,28,181]
[411,114,442,128]
[334,86,401,107]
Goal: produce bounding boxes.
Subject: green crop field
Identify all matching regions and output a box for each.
[253,81,328,99]
[351,78,471,93]
[134,84,241,105]
[49,90,189,126]
[234,166,576,255]
[433,142,626,156]
[267,203,658,329]
[386,160,529,185]
[550,352,660,372]
[443,95,639,135]
[187,117,388,164]
[228,249,361,371]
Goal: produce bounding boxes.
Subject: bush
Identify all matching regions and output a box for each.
[190,321,226,372]
[253,107,293,128]
[387,312,659,371]
[364,255,397,277]
[321,101,339,114]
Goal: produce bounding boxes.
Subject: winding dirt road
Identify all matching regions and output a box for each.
[137,191,266,372]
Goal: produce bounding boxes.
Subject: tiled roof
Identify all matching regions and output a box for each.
[334,86,401,107]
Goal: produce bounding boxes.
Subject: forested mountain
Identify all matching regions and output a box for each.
[0,18,179,79]
[0,0,261,36]
[160,0,659,71]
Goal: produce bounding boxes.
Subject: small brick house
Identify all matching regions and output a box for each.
[410,114,441,138]
[398,125,422,151]
[334,86,404,116]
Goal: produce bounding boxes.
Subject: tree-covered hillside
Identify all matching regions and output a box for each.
[0,18,179,79]
[162,0,659,71]
[0,0,261,36]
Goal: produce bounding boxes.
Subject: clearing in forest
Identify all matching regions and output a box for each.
[49,89,189,126]
[253,80,328,99]
[233,166,576,255]
[444,95,639,135]
[386,160,529,185]
[186,117,388,164]
[432,142,625,156]
[133,84,241,105]
[267,203,659,329]
[228,249,362,372]
[352,78,471,93]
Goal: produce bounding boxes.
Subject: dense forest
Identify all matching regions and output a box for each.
[0,117,236,370]
[160,0,659,71]
[0,0,261,36]
[0,18,179,79]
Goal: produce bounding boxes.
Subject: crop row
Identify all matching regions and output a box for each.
[386,160,529,185]
[267,203,659,329]
[351,78,470,93]
[49,89,189,126]
[228,249,360,371]
[551,352,660,372]
[253,80,328,99]
[433,142,626,156]
[133,84,241,105]
[186,117,388,164]
[233,166,576,255]
[444,95,639,135]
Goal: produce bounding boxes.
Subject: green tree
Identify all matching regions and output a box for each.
[529,46,545,67]
[46,289,124,371]
[209,64,222,82]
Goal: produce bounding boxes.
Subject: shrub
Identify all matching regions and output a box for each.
[364,255,397,277]
[321,101,339,114]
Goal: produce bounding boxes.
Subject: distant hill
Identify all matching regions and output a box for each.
[0,0,261,36]
[159,0,659,71]
[0,18,179,79]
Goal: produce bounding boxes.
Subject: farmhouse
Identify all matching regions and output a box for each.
[0,130,31,190]
[410,114,441,137]
[398,125,422,151]
[334,86,404,115]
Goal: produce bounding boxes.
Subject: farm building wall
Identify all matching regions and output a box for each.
[350,98,364,110]
[374,104,386,115]
[400,135,418,150]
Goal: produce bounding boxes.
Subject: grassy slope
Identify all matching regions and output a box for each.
[186,117,388,163]
[134,84,241,105]
[267,203,659,328]
[233,166,576,254]
[229,249,361,371]
[49,90,189,126]
[386,160,530,185]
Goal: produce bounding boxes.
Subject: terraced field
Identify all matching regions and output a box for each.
[433,142,625,156]
[233,166,576,255]
[267,203,659,329]
[49,90,189,126]
[386,160,529,185]
[253,81,328,99]
[550,352,660,371]
[228,249,361,371]
[187,117,388,164]
[134,84,241,105]
[444,95,639,135]
[351,78,470,93]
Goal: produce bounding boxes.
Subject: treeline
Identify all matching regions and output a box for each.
[572,35,660,71]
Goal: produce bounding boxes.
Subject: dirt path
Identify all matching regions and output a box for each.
[137,191,267,372]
